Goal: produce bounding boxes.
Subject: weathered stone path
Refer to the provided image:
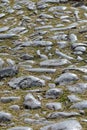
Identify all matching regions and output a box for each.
[0,0,87,129]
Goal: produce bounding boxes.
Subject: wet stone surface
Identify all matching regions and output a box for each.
[0,0,87,130]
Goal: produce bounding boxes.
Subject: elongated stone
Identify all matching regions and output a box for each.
[40,119,82,130]
[0,96,20,103]
[7,127,32,130]
[40,59,70,67]
[25,68,56,73]
[0,34,16,39]
[47,111,80,119]
[8,76,45,89]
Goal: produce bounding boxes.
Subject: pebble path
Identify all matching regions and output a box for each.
[0,0,87,130]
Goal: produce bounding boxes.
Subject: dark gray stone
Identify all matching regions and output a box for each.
[8,76,45,89]
[46,88,63,99]
[0,66,18,79]
[20,54,34,60]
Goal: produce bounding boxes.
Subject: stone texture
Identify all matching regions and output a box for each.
[55,72,79,85]
[8,76,45,89]
[45,88,63,99]
[0,111,12,122]
[40,119,82,130]
[23,93,41,109]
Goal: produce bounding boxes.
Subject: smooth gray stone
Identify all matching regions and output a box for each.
[74,10,80,20]
[74,46,86,52]
[25,68,56,73]
[20,40,53,47]
[68,94,81,103]
[71,43,87,49]
[48,6,67,11]
[13,4,22,10]
[16,10,24,15]
[55,49,74,60]
[24,118,53,125]
[55,72,78,85]
[46,88,63,99]
[23,93,41,109]
[0,26,9,32]
[9,105,20,110]
[21,41,52,47]
[48,83,55,88]
[63,66,87,74]
[0,111,12,122]
[50,23,78,31]
[37,2,49,9]
[0,34,16,39]
[68,83,87,93]
[8,27,26,34]
[84,13,87,18]
[60,15,69,20]
[52,34,67,41]
[7,8,15,14]
[46,102,62,110]
[0,96,20,103]
[77,56,83,61]
[83,75,87,80]
[41,0,68,3]
[18,60,35,65]
[37,50,48,60]
[73,51,83,55]
[7,127,32,130]
[70,100,87,110]
[40,59,70,67]
[8,76,45,89]
[27,1,36,10]
[35,25,53,30]
[18,64,32,69]
[0,13,5,18]
[57,41,68,48]
[6,58,15,67]
[69,33,77,43]
[33,40,52,46]
[47,111,80,119]
[80,5,87,10]
[0,58,4,69]
[40,75,51,81]
[39,13,53,19]
[40,119,82,130]
[0,66,18,79]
